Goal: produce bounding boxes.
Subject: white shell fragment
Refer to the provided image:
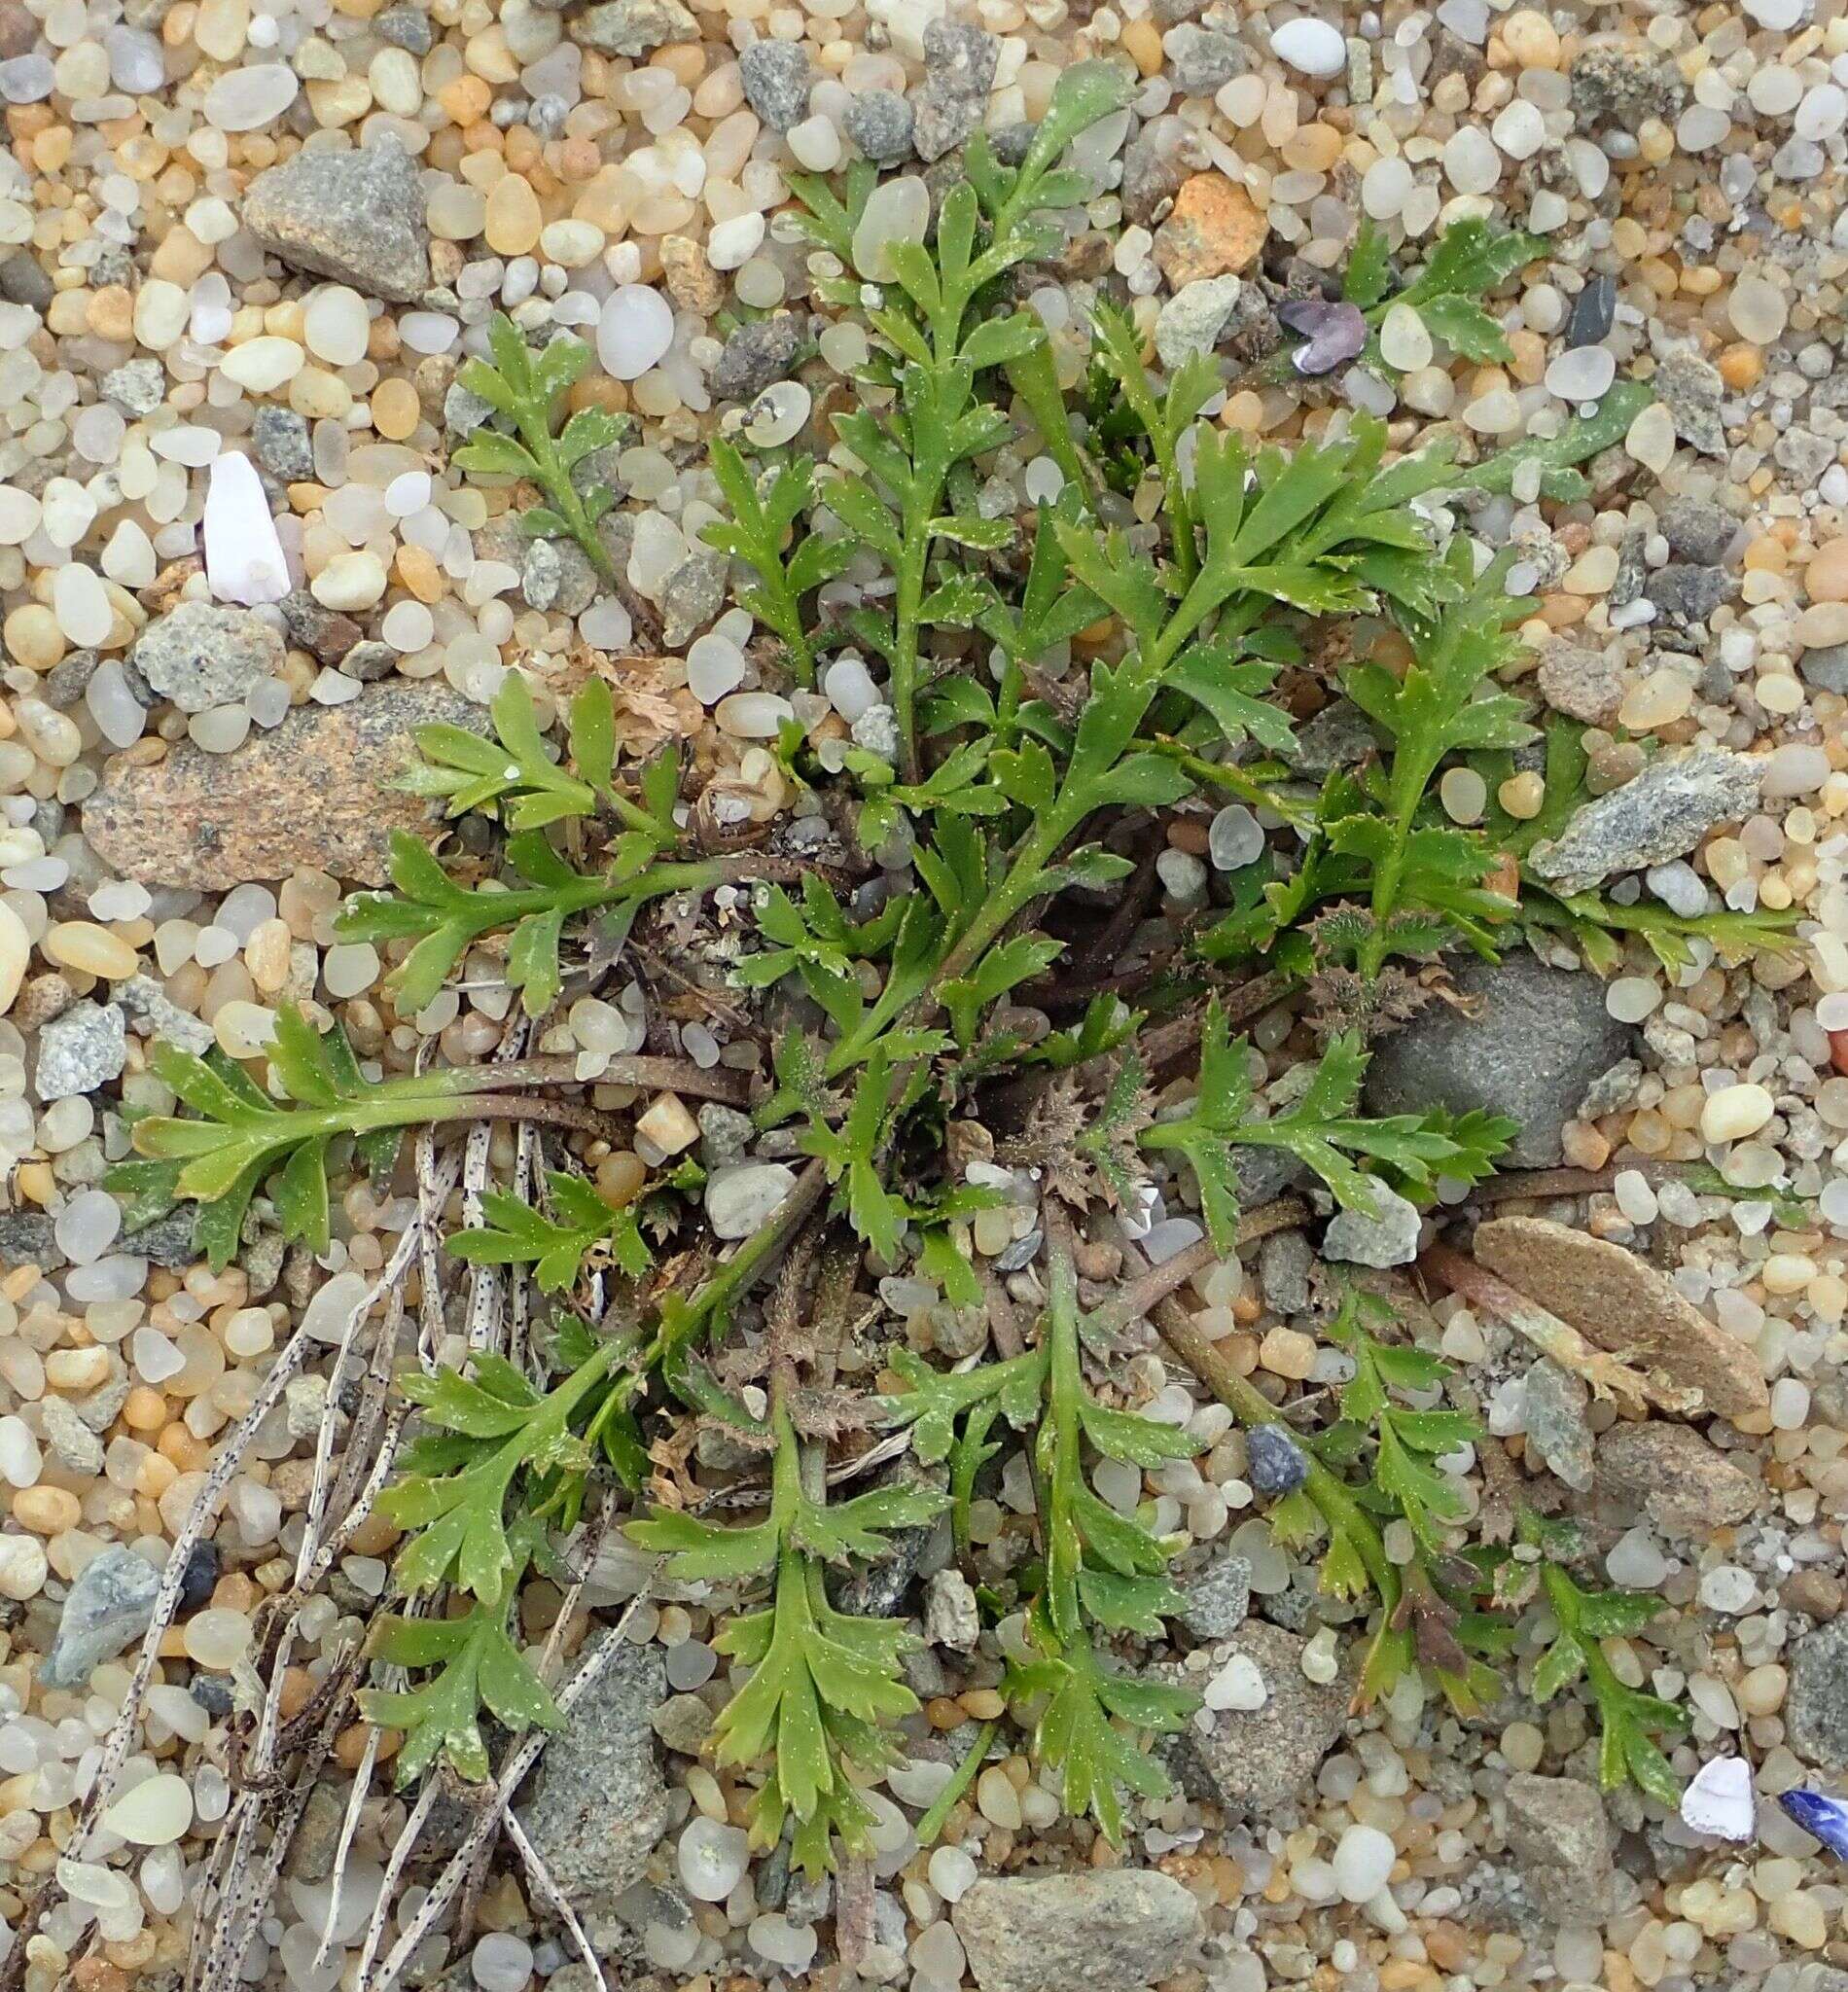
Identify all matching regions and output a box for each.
[203,452,290,606]
[1680,1756,1756,1842]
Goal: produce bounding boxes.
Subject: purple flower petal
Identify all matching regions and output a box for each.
[1778,1788,1848,1858]
[1276,299,1368,377]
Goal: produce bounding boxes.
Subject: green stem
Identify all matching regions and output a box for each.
[518,404,618,590]
[1148,738,1315,831]
[1006,343,1092,511]
[914,1721,998,1848]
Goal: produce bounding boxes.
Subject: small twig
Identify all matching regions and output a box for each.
[506,1813,608,1992]
[1088,1195,1309,1339]
[1418,1242,1696,1416]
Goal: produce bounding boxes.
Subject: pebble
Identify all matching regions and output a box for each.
[1565,273,1617,348]
[241,139,431,303]
[573,0,696,54]
[844,89,915,163]
[951,1871,1203,1992]
[910,20,998,161]
[738,38,812,133]
[40,1546,162,1690]
[1322,1185,1421,1267]
[705,1161,798,1239]
[203,452,290,607]
[134,601,284,715]
[712,314,804,402]
[102,1773,194,1847]
[1270,16,1346,77]
[35,999,126,1099]
[598,285,675,380]
[1529,748,1764,898]
[1332,1824,1397,1903]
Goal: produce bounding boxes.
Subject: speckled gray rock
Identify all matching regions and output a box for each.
[924,1568,979,1651]
[279,590,362,663]
[843,88,914,163]
[1324,1184,1421,1267]
[711,313,804,401]
[574,0,694,51]
[1536,640,1622,726]
[0,1212,62,1270]
[952,1870,1202,1992]
[1528,748,1762,898]
[101,356,165,416]
[1362,953,1632,1168]
[1520,1359,1592,1491]
[739,38,813,131]
[515,1635,671,1913]
[521,537,599,619]
[84,685,491,889]
[1503,1774,1615,1918]
[1165,22,1245,93]
[243,139,430,302]
[1644,562,1737,629]
[34,1000,126,1101]
[1787,1618,1848,1770]
[40,1395,104,1476]
[910,20,998,161]
[1155,1619,1349,1811]
[660,547,728,646]
[124,1207,207,1270]
[41,1546,163,1690]
[1653,349,1726,457]
[1155,274,1242,369]
[1258,1228,1312,1314]
[373,3,433,52]
[1658,494,1737,566]
[253,405,314,480]
[133,601,285,713]
[1177,1552,1250,1640]
[1594,1421,1758,1536]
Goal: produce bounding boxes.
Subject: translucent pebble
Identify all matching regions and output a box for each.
[664,1639,716,1690]
[1607,1527,1669,1588]
[824,654,878,722]
[597,285,675,380]
[0,1416,42,1487]
[911,1921,965,1982]
[471,1932,534,1992]
[183,1609,251,1669]
[101,1773,193,1847]
[302,287,370,367]
[1204,1651,1267,1711]
[678,1816,749,1901]
[1606,975,1660,1023]
[55,1191,122,1266]
[1443,124,1501,195]
[53,565,113,647]
[687,632,746,704]
[1378,302,1431,372]
[707,212,764,270]
[1546,345,1617,403]
[851,175,929,282]
[750,1915,817,1972]
[302,1270,372,1344]
[928,1844,977,1902]
[743,379,810,447]
[131,1327,185,1383]
[1208,803,1264,871]
[1333,1823,1397,1902]
[203,61,299,127]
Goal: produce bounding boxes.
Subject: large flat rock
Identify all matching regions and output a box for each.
[83,685,484,888]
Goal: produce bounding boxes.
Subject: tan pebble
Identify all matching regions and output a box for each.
[0,901,27,1016]
[635,1091,698,1154]
[1805,538,1848,603]
[43,921,137,980]
[484,173,543,256]
[1259,1326,1316,1379]
[14,1485,82,1534]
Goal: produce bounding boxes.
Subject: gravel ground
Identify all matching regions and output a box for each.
[2,2,1848,1992]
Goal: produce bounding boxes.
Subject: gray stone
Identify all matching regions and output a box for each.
[444,376,495,442]
[242,138,431,302]
[373,3,433,52]
[711,313,804,401]
[1323,1184,1421,1267]
[283,1780,347,1883]
[910,21,998,161]
[43,650,98,708]
[101,357,165,416]
[1777,424,1835,484]
[843,88,914,163]
[122,1209,199,1270]
[952,1870,1202,1992]
[1658,495,1736,565]
[280,589,363,663]
[1801,641,1848,696]
[1155,1619,1348,1811]
[1643,562,1736,629]
[660,547,728,646]
[285,1372,330,1442]
[1153,0,1206,26]
[41,1545,163,1690]
[1610,530,1648,612]
[696,1102,755,1170]
[1528,748,1763,897]
[1246,1424,1310,1496]
[339,640,397,683]
[1288,696,1376,775]
[84,685,492,889]
[516,1635,671,1915]
[118,978,215,1055]
[1258,1228,1312,1315]
[706,1161,797,1239]
[1565,273,1616,349]
[1570,47,1685,126]
[1594,1421,1758,1536]
[133,601,285,713]
[253,405,314,481]
[0,1212,61,1271]
[34,1001,126,1101]
[573,0,695,53]
[521,537,598,618]
[1536,640,1621,726]
[739,38,812,130]
[1155,274,1242,369]
[924,1568,979,1651]
[1519,1359,1592,1491]
[1165,23,1245,94]
[827,1457,942,1618]
[1653,349,1726,457]
[40,1395,104,1476]
[1787,1618,1848,1770]
[1177,1553,1250,1640]
[1503,1773,1614,1918]
[1363,953,1631,1169]
[651,1693,713,1756]
[1120,121,1192,226]
[0,251,53,310]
